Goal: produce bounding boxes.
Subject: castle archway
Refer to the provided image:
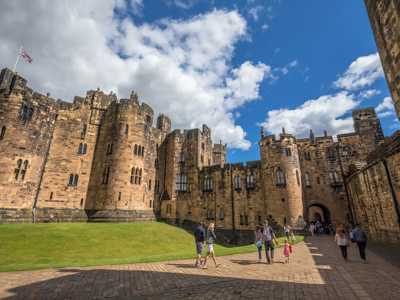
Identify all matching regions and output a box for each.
[305,203,331,224]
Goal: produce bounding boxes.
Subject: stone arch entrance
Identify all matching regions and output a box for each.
[306,203,331,224]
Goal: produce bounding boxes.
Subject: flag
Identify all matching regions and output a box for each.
[20,48,33,63]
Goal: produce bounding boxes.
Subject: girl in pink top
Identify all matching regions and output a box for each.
[283,239,291,263]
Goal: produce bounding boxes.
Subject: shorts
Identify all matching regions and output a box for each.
[196,242,203,255]
[207,243,214,253]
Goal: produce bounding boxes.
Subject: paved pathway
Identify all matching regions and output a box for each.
[1,236,400,299]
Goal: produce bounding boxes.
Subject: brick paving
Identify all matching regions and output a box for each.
[1,236,400,299]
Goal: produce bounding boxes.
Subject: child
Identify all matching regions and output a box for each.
[283,239,291,263]
[254,225,263,262]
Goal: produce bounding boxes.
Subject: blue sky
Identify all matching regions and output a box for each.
[1,0,398,163]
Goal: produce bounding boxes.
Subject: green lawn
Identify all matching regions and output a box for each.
[0,222,303,272]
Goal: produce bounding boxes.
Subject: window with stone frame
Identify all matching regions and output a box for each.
[68,173,79,186]
[14,159,22,180]
[284,148,292,156]
[125,124,129,135]
[20,160,28,180]
[80,124,87,139]
[203,175,213,192]
[246,174,255,189]
[304,151,311,160]
[244,215,249,226]
[106,143,113,155]
[0,126,6,140]
[275,167,286,186]
[329,171,340,184]
[19,103,34,125]
[219,209,224,220]
[305,172,311,187]
[78,143,88,155]
[240,215,244,225]
[102,167,110,184]
[134,144,138,155]
[176,173,188,192]
[234,175,241,190]
[326,147,336,161]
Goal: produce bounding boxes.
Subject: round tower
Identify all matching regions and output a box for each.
[259,129,304,227]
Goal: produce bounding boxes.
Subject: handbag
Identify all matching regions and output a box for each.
[256,240,262,248]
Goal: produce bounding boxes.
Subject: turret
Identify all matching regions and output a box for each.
[157,114,171,134]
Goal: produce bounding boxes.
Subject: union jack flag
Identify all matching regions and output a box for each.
[20,48,33,63]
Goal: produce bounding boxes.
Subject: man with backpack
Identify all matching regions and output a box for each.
[194,222,206,268]
[351,224,368,263]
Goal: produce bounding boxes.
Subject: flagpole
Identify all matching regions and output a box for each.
[12,46,22,73]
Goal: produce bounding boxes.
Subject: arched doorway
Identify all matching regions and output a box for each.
[306,203,331,224]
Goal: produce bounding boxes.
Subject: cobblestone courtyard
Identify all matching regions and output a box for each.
[1,236,400,300]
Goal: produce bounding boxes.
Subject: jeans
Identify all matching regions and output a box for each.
[339,245,347,259]
[264,240,274,263]
[356,241,367,260]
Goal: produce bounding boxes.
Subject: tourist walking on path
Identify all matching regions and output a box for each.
[309,223,315,236]
[202,223,220,268]
[194,222,205,268]
[351,224,368,263]
[283,239,292,263]
[283,224,291,240]
[254,225,263,263]
[263,220,278,264]
[335,229,349,261]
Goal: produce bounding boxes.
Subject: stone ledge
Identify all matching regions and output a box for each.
[86,209,156,222]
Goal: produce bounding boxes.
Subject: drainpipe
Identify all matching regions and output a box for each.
[382,159,400,225]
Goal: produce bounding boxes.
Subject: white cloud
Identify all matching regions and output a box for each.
[359,89,381,99]
[261,24,269,31]
[170,0,197,9]
[261,92,360,137]
[334,53,384,91]
[0,2,270,150]
[248,5,263,21]
[376,96,395,118]
[272,59,299,78]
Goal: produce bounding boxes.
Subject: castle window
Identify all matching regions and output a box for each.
[118,192,122,201]
[244,215,249,226]
[14,159,22,180]
[201,155,204,163]
[149,200,153,208]
[145,115,152,124]
[258,215,262,224]
[176,174,188,192]
[329,171,340,184]
[296,170,300,186]
[234,175,241,190]
[326,147,336,161]
[304,151,311,160]
[138,169,142,184]
[78,143,87,155]
[276,168,286,186]
[106,143,113,155]
[80,198,84,207]
[134,168,139,184]
[130,168,134,184]
[83,144,87,154]
[246,174,255,189]
[134,144,138,155]
[50,192,53,200]
[305,172,311,187]
[102,167,110,184]
[207,210,214,220]
[125,124,129,135]
[141,146,145,156]
[68,174,79,186]
[149,179,152,190]
[284,148,292,156]
[240,215,244,225]
[19,160,28,180]
[166,204,172,214]
[317,176,320,184]
[155,159,158,168]
[203,175,213,192]
[0,126,6,140]
[219,209,224,220]
[80,124,87,139]
[19,103,34,125]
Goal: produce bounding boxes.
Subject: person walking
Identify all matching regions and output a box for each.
[263,220,278,264]
[194,222,205,268]
[254,225,263,263]
[351,224,368,263]
[283,224,291,240]
[283,239,291,263]
[335,229,349,261]
[309,223,315,236]
[202,223,220,268]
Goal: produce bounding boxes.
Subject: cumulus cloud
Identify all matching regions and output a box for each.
[334,53,384,91]
[261,92,360,137]
[0,1,270,150]
[376,96,395,118]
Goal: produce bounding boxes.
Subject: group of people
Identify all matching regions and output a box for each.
[334,224,368,263]
[308,220,334,236]
[254,221,294,264]
[194,222,220,269]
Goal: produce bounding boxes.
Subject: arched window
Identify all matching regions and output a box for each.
[68,174,74,186]
[234,175,241,190]
[296,170,300,186]
[134,144,138,155]
[305,172,311,187]
[0,126,6,140]
[276,168,286,186]
[14,159,22,180]
[78,143,83,154]
[20,160,28,180]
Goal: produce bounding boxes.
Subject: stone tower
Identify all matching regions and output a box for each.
[259,129,304,226]
[364,0,400,119]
